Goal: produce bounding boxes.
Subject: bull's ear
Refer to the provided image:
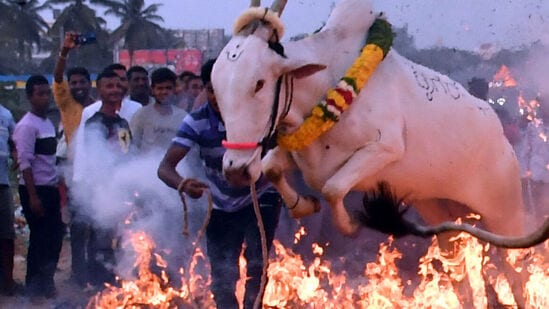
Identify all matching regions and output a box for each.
[288,64,327,79]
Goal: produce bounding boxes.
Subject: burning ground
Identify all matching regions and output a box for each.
[1,185,548,308]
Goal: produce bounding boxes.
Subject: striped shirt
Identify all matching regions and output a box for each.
[172,102,274,212]
[13,112,58,186]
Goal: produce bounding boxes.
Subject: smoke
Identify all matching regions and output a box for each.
[64,126,365,282]
[68,128,212,279]
[64,121,428,292]
[521,45,549,101]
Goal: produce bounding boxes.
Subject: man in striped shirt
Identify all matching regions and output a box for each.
[158,59,282,309]
[13,75,64,300]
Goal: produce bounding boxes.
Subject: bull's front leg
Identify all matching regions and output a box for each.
[262,147,321,218]
[322,127,405,236]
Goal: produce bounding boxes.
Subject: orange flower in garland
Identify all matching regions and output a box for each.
[277,19,394,151]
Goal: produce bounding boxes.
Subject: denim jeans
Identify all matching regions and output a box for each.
[206,192,281,309]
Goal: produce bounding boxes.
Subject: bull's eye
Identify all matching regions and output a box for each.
[255,79,265,93]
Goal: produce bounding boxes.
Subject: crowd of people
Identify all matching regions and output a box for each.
[0,32,282,309]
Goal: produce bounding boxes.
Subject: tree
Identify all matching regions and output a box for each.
[46,0,108,33]
[42,0,114,73]
[98,0,166,65]
[0,0,50,73]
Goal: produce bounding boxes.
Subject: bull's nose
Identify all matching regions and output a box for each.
[224,167,251,188]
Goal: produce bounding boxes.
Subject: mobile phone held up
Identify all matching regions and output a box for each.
[74,32,97,46]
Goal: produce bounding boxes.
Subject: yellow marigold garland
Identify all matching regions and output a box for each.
[277,19,394,151]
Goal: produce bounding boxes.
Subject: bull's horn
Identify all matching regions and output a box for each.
[270,0,287,16]
[250,0,260,7]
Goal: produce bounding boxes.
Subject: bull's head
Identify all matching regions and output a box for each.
[212,0,325,186]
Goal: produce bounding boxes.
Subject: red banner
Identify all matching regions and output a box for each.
[118,49,203,74]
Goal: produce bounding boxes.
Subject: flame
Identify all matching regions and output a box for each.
[87,231,215,309]
[88,227,549,308]
[493,65,517,88]
[294,225,307,244]
[263,233,549,308]
[524,244,549,308]
[518,94,542,124]
[236,246,247,309]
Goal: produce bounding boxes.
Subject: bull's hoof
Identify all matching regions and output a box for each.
[330,202,360,237]
[336,220,360,237]
[288,195,320,218]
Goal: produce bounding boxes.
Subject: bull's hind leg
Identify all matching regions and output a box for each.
[470,190,527,308]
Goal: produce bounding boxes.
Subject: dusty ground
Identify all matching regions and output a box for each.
[0,230,98,309]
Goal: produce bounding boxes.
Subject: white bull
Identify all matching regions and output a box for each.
[212,0,548,246]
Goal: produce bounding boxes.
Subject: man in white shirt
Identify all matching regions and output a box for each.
[72,63,141,182]
[80,63,141,123]
[130,68,187,153]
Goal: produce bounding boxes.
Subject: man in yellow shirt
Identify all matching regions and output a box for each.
[52,32,95,287]
[53,32,94,144]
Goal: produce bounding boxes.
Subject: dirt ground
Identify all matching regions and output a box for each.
[0,230,97,309]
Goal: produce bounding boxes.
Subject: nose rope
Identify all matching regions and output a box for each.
[238,146,263,173]
[250,181,268,309]
[221,75,283,152]
[221,140,259,150]
[222,74,294,157]
[259,75,284,155]
[281,75,294,120]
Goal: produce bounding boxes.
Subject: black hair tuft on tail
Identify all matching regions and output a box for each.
[355,182,414,238]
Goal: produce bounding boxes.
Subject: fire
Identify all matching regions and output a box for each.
[263,232,549,308]
[518,93,542,124]
[294,225,307,244]
[492,65,517,88]
[88,228,549,308]
[525,255,549,308]
[87,231,215,309]
[490,63,544,131]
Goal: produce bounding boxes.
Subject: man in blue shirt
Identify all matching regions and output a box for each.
[0,104,18,296]
[158,59,282,309]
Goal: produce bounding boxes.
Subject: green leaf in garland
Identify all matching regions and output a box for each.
[341,76,358,93]
[319,104,339,121]
[366,18,395,58]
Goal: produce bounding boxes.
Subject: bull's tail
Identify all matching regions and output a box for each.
[356,182,415,237]
[356,182,549,249]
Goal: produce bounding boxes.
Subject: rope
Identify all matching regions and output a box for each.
[181,195,189,237]
[250,182,268,309]
[180,191,213,309]
[178,179,191,236]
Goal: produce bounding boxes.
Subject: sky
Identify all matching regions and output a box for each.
[40,0,549,52]
[106,1,548,51]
